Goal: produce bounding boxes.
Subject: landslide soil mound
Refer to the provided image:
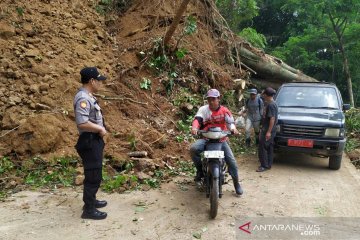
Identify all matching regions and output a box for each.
[0,0,248,163]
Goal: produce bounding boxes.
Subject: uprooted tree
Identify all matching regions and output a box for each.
[162,0,318,85]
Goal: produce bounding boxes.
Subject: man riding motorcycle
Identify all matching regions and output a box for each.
[190,89,244,196]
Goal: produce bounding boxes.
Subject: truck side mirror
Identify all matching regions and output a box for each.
[343,104,351,111]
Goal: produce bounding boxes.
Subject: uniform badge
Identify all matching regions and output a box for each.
[80,101,87,108]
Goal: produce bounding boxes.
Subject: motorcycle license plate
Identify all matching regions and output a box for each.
[204,151,224,158]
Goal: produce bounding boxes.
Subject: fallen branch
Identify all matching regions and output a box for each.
[240,62,257,74]
[126,26,151,37]
[36,103,51,110]
[138,138,154,154]
[105,97,148,105]
[128,151,148,158]
[0,126,20,138]
[164,162,174,170]
[56,198,67,207]
[142,92,178,128]
[154,104,177,128]
[150,134,166,145]
[94,94,148,105]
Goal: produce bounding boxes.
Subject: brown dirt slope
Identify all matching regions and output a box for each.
[0,0,248,162]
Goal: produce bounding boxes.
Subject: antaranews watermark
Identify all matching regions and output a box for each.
[236,217,360,240]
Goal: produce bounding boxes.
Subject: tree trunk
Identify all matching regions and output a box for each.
[329,14,355,106]
[339,44,354,106]
[163,0,191,46]
[239,47,318,83]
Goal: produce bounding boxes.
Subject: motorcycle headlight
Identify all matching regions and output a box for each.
[202,131,228,139]
[324,128,340,137]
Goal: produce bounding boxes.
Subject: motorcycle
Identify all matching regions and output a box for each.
[197,127,231,219]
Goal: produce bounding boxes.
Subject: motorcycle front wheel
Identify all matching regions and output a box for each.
[209,177,219,219]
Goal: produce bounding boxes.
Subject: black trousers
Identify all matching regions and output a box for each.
[258,131,275,168]
[83,168,102,210]
[75,133,105,210]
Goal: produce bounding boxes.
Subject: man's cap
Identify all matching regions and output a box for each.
[248,88,257,95]
[264,87,276,96]
[80,67,107,83]
[206,89,220,98]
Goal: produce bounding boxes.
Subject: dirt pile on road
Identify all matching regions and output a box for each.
[0,0,117,156]
[0,0,248,163]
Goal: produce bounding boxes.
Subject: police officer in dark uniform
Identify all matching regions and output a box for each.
[74,67,108,220]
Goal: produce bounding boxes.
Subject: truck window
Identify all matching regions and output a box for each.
[276,86,340,109]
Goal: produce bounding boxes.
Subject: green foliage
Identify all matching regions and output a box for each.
[23,157,77,188]
[221,90,237,109]
[16,7,24,16]
[345,108,360,154]
[1,156,79,198]
[177,115,193,132]
[238,27,267,49]
[274,0,360,106]
[0,191,7,201]
[172,89,201,143]
[144,16,197,96]
[184,16,197,35]
[127,133,137,151]
[271,32,331,79]
[144,178,160,188]
[102,174,138,192]
[0,157,14,175]
[172,88,201,107]
[176,114,195,143]
[140,78,152,90]
[162,78,174,96]
[176,160,196,175]
[95,0,112,15]
[219,0,360,106]
[175,48,188,60]
[229,136,257,156]
[345,138,360,153]
[95,0,130,15]
[125,161,134,171]
[148,55,169,73]
[345,108,360,134]
[216,0,259,32]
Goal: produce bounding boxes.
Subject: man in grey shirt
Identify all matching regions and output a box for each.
[74,67,108,220]
[257,87,278,172]
[242,89,264,146]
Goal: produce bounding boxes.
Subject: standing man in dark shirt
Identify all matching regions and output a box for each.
[74,67,108,220]
[257,87,278,172]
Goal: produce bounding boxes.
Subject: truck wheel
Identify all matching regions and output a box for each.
[329,155,342,170]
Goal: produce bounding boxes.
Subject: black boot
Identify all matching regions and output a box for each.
[81,208,107,220]
[245,138,251,147]
[83,200,107,210]
[95,200,107,208]
[194,165,204,182]
[232,176,243,196]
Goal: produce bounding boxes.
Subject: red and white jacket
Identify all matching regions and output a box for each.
[192,105,236,141]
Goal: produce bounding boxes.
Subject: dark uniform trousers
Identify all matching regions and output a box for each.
[75,132,105,210]
[258,130,276,168]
